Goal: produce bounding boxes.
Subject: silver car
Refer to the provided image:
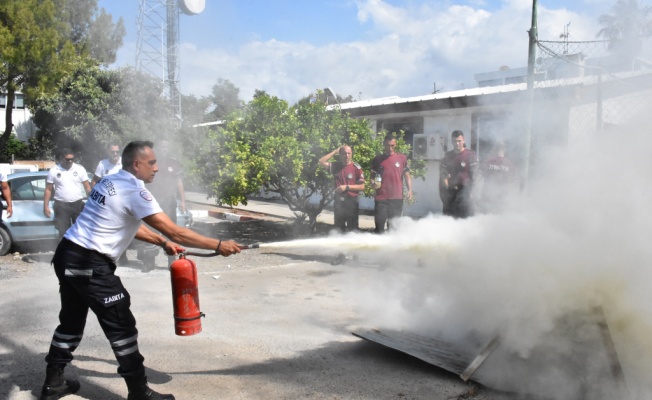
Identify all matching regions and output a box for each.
[0,171,192,256]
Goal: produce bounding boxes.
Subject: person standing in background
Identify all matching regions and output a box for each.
[478,141,518,213]
[439,130,478,218]
[43,149,91,238]
[371,134,412,233]
[0,170,13,221]
[91,142,122,187]
[137,140,186,270]
[92,142,130,264]
[318,145,365,232]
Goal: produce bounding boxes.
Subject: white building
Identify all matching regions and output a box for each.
[337,68,652,217]
[0,92,36,142]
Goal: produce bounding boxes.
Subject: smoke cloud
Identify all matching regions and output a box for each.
[277,104,652,398]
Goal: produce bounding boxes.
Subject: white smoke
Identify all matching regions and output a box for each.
[271,110,652,398]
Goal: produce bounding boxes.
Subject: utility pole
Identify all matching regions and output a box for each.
[524,0,538,192]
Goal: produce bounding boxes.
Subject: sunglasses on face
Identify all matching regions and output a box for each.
[63,158,74,162]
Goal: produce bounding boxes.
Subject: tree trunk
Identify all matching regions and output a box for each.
[0,84,15,153]
[308,211,320,234]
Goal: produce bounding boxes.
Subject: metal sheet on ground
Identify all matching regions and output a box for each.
[352,329,477,377]
[352,314,625,400]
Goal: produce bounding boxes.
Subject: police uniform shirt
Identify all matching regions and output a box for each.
[46,163,89,202]
[94,157,122,178]
[65,169,163,261]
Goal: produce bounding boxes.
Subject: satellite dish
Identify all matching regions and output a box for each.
[179,0,205,15]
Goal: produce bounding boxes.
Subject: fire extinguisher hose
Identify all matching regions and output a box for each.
[183,243,260,257]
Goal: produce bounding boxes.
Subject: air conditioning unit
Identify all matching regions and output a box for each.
[412,134,446,160]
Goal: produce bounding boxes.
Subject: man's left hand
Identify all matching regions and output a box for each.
[163,241,185,255]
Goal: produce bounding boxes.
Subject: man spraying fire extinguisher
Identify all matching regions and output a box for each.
[39,141,242,400]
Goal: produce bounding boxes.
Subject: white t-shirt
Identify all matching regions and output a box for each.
[65,169,163,261]
[94,158,122,178]
[46,163,89,202]
[0,172,7,182]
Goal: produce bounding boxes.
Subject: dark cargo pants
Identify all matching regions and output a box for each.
[45,238,146,378]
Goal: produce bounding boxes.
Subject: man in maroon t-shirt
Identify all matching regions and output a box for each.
[439,130,478,218]
[319,145,365,231]
[371,134,412,233]
[479,141,518,213]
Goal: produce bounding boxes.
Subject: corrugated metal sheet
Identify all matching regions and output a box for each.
[352,309,627,399]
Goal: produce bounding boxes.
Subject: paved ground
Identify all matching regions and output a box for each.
[0,198,520,400]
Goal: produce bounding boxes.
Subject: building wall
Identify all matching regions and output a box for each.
[0,93,36,141]
[358,111,476,216]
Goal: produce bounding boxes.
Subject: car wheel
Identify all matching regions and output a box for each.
[0,226,11,256]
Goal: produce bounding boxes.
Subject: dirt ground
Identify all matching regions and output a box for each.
[0,218,522,400]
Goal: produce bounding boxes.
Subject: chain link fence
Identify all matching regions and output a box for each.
[533,37,652,143]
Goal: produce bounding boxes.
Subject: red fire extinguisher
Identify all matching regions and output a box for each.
[170,253,204,336]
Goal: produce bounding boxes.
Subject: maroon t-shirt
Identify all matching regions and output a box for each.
[330,162,364,197]
[440,149,477,188]
[371,153,409,200]
[481,155,517,200]
[482,156,515,186]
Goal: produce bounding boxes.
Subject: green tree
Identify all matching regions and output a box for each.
[296,91,354,107]
[194,90,425,231]
[0,0,77,151]
[31,63,172,169]
[0,0,125,154]
[0,135,31,162]
[63,0,126,65]
[205,78,245,122]
[178,93,214,190]
[597,0,652,62]
[179,79,245,190]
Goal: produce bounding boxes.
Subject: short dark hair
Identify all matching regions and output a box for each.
[383,133,396,143]
[60,148,74,159]
[122,141,154,170]
[451,130,464,139]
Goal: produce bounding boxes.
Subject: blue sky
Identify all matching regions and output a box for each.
[97,0,616,103]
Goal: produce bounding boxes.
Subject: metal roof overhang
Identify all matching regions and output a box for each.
[340,89,528,118]
[338,71,652,119]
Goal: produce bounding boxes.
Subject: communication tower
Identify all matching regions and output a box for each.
[136,0,205,127]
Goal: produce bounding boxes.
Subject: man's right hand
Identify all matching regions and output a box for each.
[43,207,51,218]
[217,240,242,257]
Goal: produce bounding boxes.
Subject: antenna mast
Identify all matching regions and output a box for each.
[136,0,205,128]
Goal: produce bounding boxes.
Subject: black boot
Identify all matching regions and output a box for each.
[39,365,80,400]
[125,375,175,400]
